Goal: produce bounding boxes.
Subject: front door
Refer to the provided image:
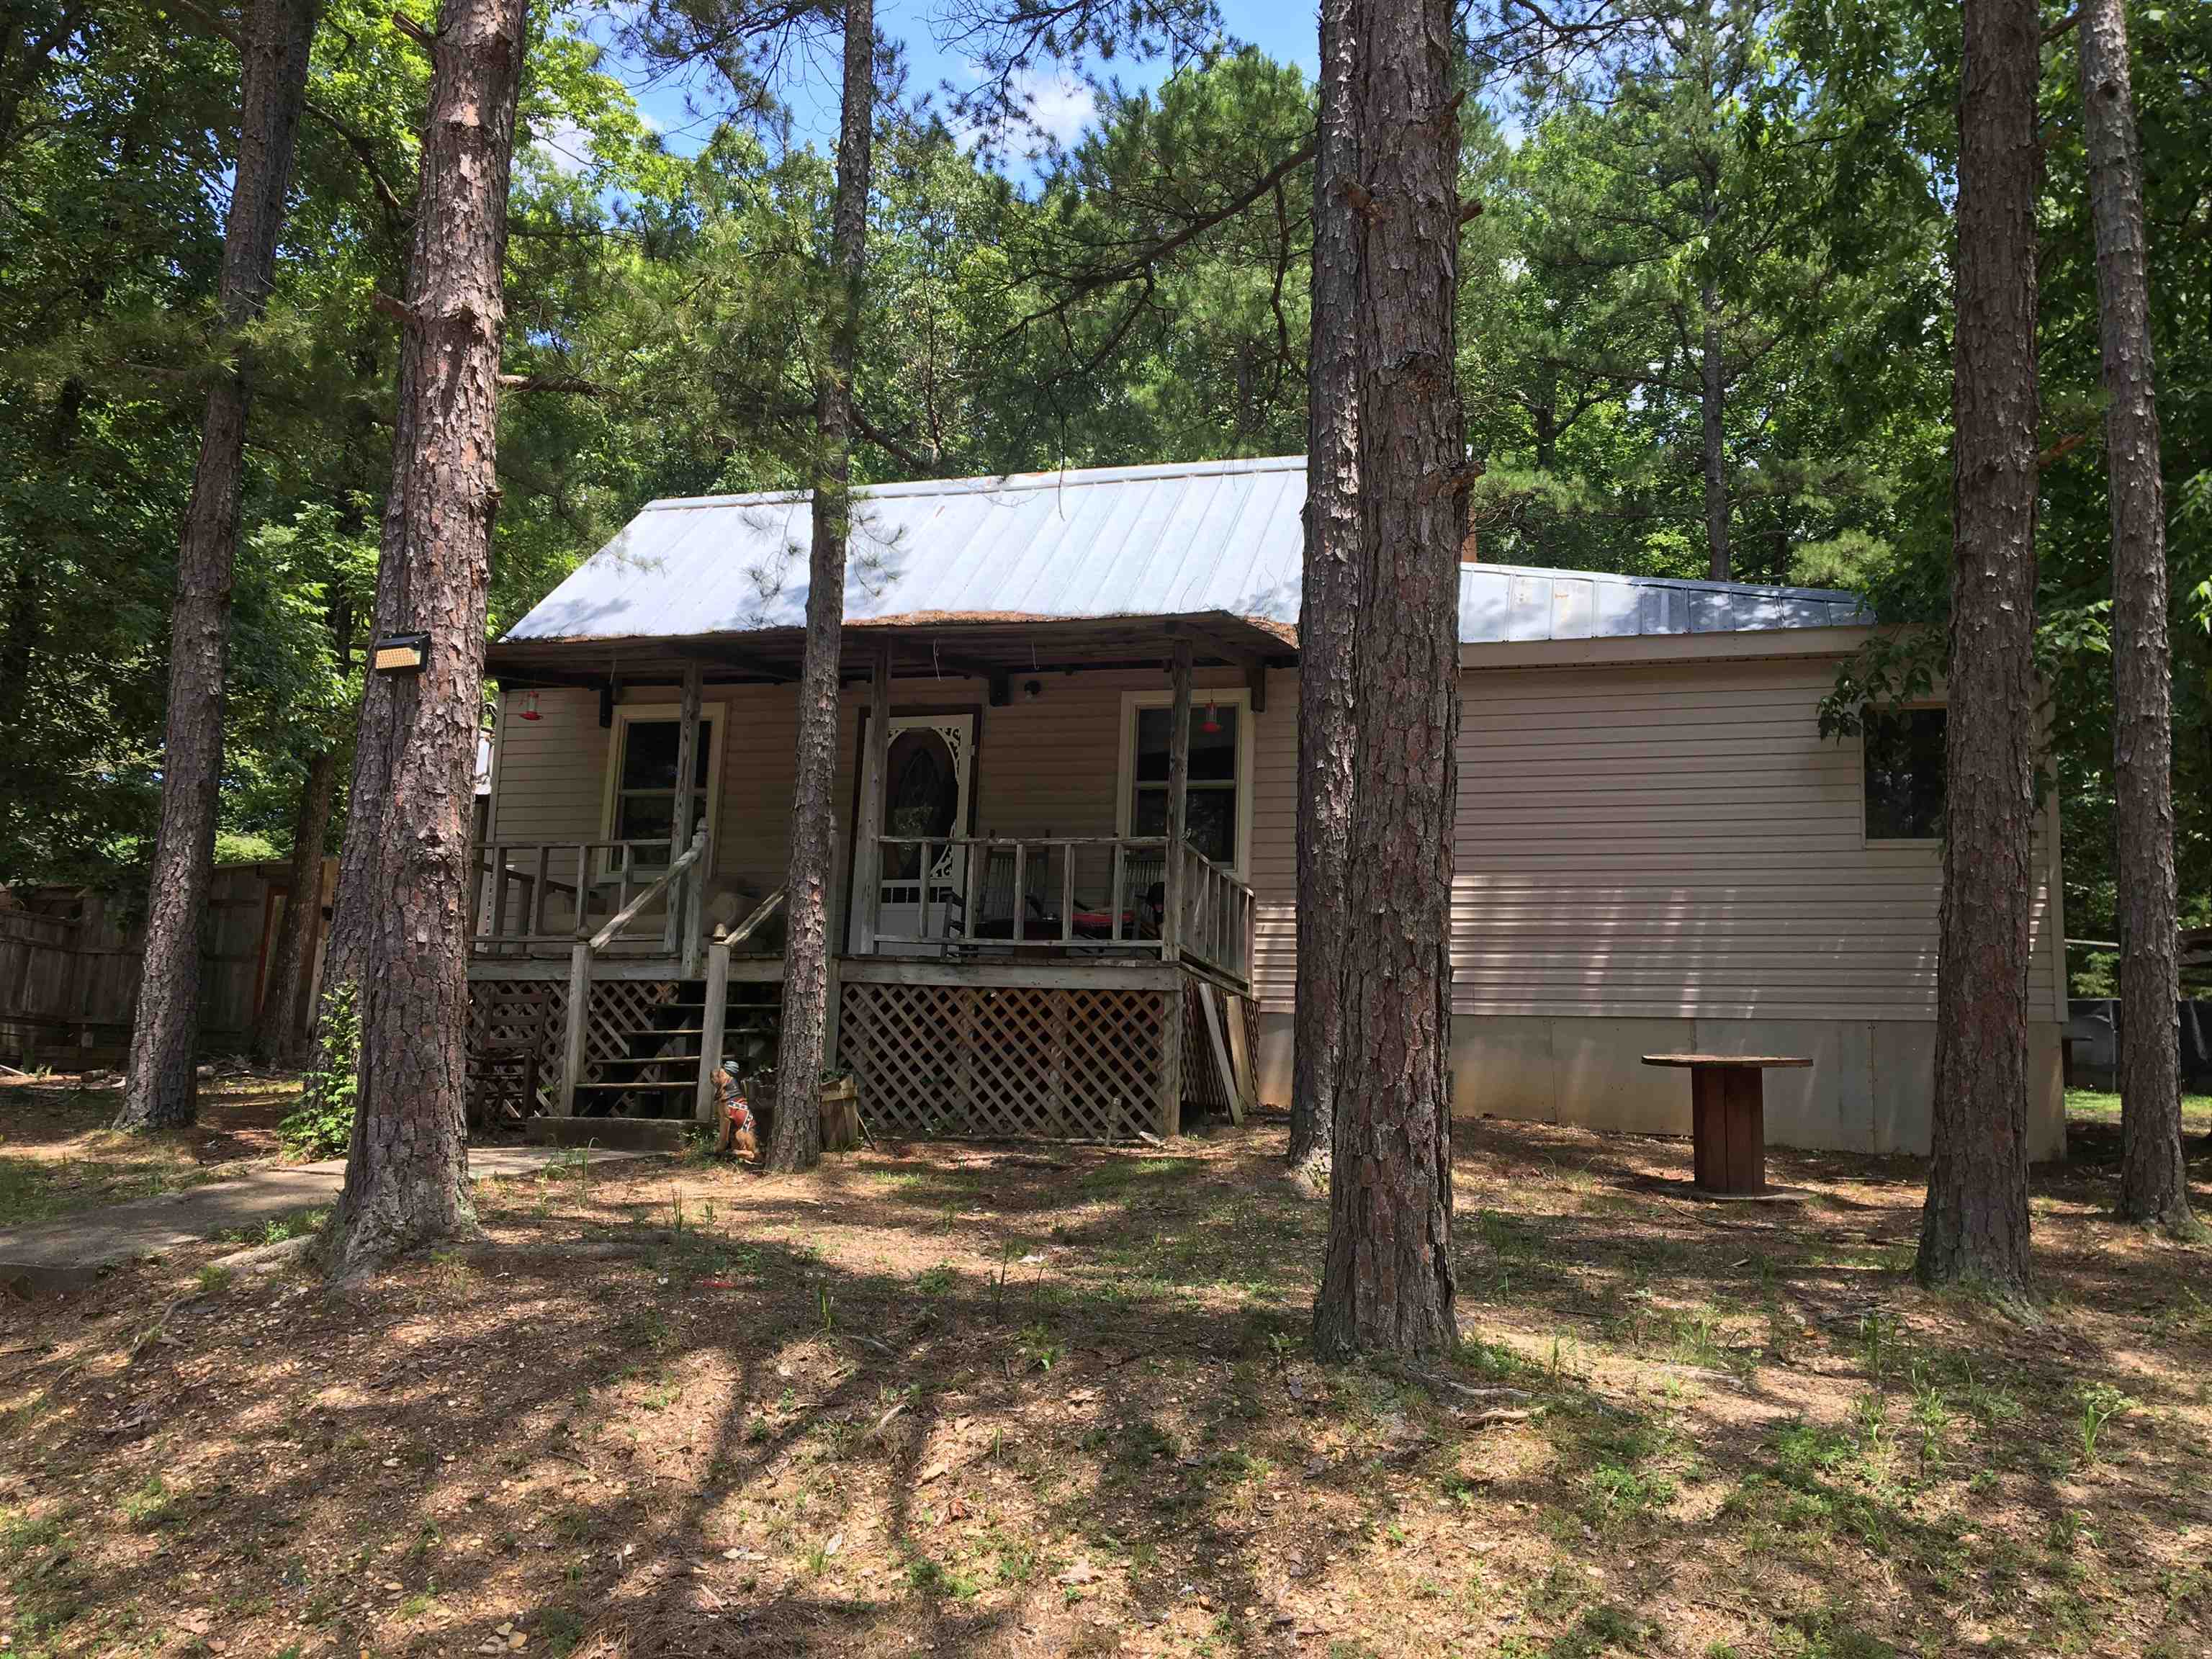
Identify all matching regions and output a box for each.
[860,714,974,950]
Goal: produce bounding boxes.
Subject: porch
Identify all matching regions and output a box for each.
[467,612,1281,1143]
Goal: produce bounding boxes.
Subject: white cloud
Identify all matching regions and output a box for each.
[533,114,598,178]
[1010,66,1097,150]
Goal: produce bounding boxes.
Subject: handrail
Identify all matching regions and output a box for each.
[865,830,1251,991]
[590,828,707,953]
[726,886,786,950]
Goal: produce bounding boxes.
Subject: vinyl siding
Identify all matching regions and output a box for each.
[1444,657,2056,1022]
[488,653,2056,1030]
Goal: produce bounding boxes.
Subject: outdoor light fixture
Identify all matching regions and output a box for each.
[1201,700,1221,734]
[518,688,543,722]
[371,632,430,674]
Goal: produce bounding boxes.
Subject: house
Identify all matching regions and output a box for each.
[472,455,2068,1158]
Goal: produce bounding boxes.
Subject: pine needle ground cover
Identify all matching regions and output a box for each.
[1,1107,2207,1658]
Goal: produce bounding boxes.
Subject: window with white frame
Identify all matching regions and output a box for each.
[1120,691,1250,871]
[604,709,719,868]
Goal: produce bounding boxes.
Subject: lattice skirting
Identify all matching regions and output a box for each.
[466,974,685,1120]
[467,977,566,1121]
[838,981,1175,1142]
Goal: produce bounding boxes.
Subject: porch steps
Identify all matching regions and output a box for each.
[567,980,780,1121]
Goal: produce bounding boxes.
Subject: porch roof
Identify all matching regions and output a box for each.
[491,455,1872,681]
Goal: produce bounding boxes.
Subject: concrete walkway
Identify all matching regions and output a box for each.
[0,1146,648,1295]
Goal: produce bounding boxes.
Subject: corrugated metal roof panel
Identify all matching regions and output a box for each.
[503,456,1873,647]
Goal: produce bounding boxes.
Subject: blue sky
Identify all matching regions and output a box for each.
[571,0,1320,180]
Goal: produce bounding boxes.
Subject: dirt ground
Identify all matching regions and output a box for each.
[0,1072,297,1227]
[2,1102,2209,1659]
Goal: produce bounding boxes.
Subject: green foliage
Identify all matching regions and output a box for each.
[279,982,359,1159]
[5,0,2208,969]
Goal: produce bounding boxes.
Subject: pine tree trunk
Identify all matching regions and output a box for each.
[1311,0,1462,1359]
[2080,0,2190,1230]
[1290,0,1360,1178]
[117,0,319,1133]
[250,745,337,1068]
[323,0,525,1279]
[1918,0,2040,1298]
[767,0,873,1176]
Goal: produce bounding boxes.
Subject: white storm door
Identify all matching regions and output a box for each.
[862,714,974,950]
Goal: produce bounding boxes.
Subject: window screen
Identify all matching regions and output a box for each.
[1863,709,1944,840]
[613,718,714,859]
[1130,703,1239,866]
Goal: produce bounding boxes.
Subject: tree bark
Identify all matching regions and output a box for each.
[1917,0,2040,1298]
[118,0,320,1133]
[2080,0,2190,1230]
[323,0,525,1278]
[1311,0,1462,1359]
[250,744,338,1068]
[767,0,874,1175]
[1290,0,1361,1177]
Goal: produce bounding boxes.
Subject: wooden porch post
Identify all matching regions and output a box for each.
[852,639,893,955]
[560,940,590,1115]
[1162,639,1193,963]
[1159,983,1185,1137]
[666,662,703,956]
[695,928,731,1121]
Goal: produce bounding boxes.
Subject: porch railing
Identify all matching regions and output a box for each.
[552,828,710,1114]
[868,832,1252,990]
[469,835,709,959]
[1174,841,1254,987]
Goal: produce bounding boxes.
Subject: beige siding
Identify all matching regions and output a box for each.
[487,688,606,845]
[487,667,1258,938]
[1446,657,2055,1021]
[490,653,2049,1029]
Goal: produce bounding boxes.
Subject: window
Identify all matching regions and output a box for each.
[1123,696,1245,868]
[607,712,717,867]
[1863,709,1944,841]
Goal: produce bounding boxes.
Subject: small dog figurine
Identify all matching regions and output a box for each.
[711,1066,757,1161]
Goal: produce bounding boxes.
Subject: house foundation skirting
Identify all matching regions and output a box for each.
[1246,1010,2068,1161]
[837,976,1184,1143]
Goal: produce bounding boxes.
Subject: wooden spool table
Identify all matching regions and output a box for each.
[1640,1053,1812,1198]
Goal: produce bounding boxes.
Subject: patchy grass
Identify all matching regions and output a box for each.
[0,1069,300,1226]
[0,1117,2206,1658]
[2067,1087,2212,1135]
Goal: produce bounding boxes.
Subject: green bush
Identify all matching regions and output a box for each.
[279,981,359,1159]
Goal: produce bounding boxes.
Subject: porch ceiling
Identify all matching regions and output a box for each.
[482,608,1298,690]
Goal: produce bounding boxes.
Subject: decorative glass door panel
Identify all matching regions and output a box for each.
[863,715,972,949]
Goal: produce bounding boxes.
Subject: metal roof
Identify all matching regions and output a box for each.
[502,455,1872,650]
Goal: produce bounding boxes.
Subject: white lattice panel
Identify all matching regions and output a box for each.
[838,981,1169,1142]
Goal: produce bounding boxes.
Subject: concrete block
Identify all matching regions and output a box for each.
[1451,1017,1555,1122]
[1551,1018,1694,1134]
[1690,1019,1853,1152]
[1253,1010,1293,1107]
[1869,1022,1936,1155]
[2027,1021,2065,1161]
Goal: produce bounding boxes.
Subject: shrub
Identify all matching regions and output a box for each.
[279,981,359,1159]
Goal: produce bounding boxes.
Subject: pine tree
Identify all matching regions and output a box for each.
[767,0,876,1174]
[323,0,527,1277]
[116,0,320,1132]
[1310,0,1462,1359]
[1290,0,1358,1181]
[2077,0,2190,1231]
[1917,0,2040,1299]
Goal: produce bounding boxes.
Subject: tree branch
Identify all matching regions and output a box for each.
[851,403,933,474]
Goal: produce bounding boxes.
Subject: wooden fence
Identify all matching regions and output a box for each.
[0,861,328,1071]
